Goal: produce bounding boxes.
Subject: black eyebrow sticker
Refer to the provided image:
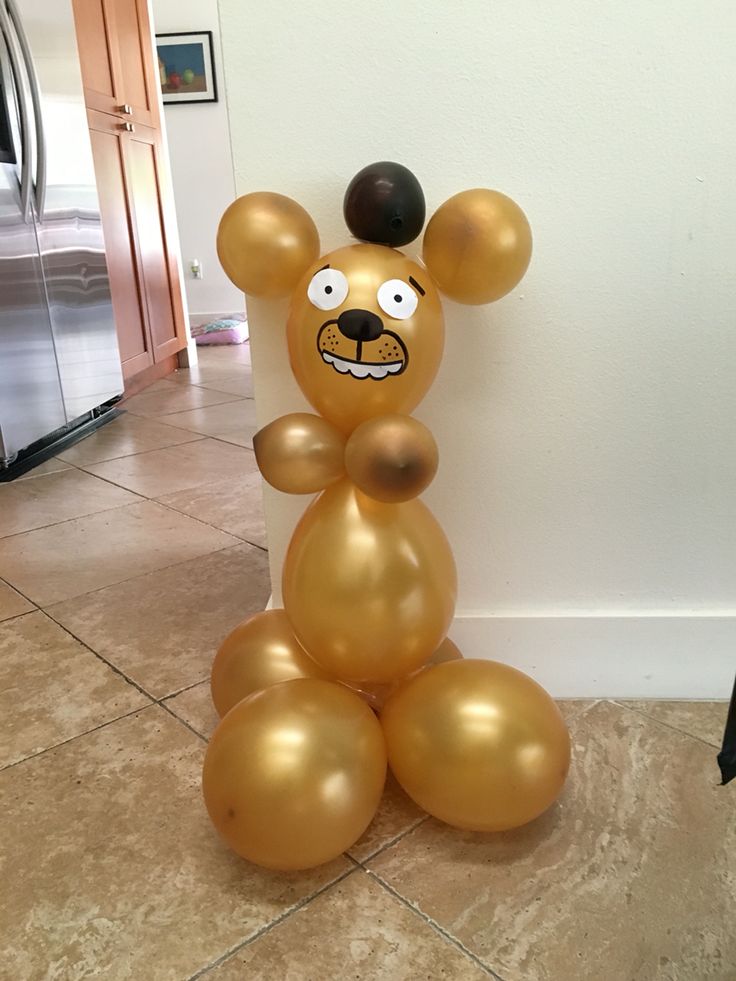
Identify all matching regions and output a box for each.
[409,275,425,296]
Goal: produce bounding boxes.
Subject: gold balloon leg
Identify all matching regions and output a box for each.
[210,609,331,717]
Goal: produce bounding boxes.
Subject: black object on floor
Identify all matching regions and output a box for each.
[0,405,123,483]
[717,675,736,785]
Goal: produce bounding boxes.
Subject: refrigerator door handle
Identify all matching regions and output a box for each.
[0,0,31,220]
[6,0,45,219]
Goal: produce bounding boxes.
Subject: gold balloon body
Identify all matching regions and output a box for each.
[253,413,346,494]
[382,660,570,831]
[423,189,532,304]
[203,679,387,870]
[217,193,320,298]
[344,414,438,503]
[287,244,444,434]
[283,479,456,684]
[210,609,330,717]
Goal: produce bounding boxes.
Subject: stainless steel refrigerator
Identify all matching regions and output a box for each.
[0,0,123,473]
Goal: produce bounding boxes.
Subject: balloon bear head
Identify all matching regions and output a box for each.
[217,162,532,434]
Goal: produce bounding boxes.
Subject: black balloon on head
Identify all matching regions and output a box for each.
[343,162,425,248]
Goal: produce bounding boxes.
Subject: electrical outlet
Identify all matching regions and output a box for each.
[190,259,203,279]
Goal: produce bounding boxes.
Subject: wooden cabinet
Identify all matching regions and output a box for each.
[73,0,186,384]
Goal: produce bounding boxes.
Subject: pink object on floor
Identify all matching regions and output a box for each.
[192,316,249,345]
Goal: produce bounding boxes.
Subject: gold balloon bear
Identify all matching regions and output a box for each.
[205,163,570,867]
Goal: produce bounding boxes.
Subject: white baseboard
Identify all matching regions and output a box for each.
[449,613,735,699]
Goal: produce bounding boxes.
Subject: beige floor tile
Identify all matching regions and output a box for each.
[0,611,148,767]
[164,681,219,738]
[158,469,266,546]
[556,698,598,722]
[57,413,202,466]
[168,360,253,394]
[0,707,350,980]
[348,772,427,863]
[369,701,735,981]
[206,870,488,981]
[195,374,255,398]
[123,380,240,419]
[617,700,728,749]
[0,579,34,622]
[15,457,73,480]
[161,400,259,447]
[0,501,238,607]
[0,468,140,538]
[47,544,270,698]
[82,438,258,499]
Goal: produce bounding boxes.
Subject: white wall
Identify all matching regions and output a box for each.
[218,0,736,697]
[151,0,242,319]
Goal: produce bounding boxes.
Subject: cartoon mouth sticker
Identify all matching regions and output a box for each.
[317,321,408,380]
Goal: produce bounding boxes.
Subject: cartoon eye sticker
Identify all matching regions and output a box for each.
[307,268,349,310]
[377,279,419,320]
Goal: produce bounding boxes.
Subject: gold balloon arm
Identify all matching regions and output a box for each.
[253,413,346,494]
[344,414,439,503]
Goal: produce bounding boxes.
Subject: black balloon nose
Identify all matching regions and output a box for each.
[337,308,383,343]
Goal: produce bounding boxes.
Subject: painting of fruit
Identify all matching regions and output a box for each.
[155,32,218,104]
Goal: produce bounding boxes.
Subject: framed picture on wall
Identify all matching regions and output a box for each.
[155,31,218,105]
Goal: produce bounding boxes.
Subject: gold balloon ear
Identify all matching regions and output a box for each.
[217,192,320,299]
[422,189,532,305]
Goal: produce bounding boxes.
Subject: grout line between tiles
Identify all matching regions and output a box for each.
[64,432,208,468]
[30,537,244,611]
[609,699,724,750]
[158,699,209,743]
[77,458,258,506]
[0,703,153,773]
[37,607,156,701]
[189,387,255,401]
[365,869,506,981]
[0,492,149,543]
[561,698,602,725]
[124,391,243,418]
[41,606,223,715]
[186,863,360,980]
[162,677,210,701]
[153,498,268,554]
[347,814,429,866]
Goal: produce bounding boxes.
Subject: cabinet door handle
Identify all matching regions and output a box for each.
[117,104,133,115]
[120,121,135,133]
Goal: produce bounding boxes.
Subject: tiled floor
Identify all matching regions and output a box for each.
[0,344,733,980]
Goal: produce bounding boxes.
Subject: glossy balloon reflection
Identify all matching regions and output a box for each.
[283,479,456,684]
[217,192,320,298]
[382,660,570,831]
[344,414,438,503]
[423,189,532,304]
[254,413,346,494]
[210,609,330,718]
[202,679,387,870]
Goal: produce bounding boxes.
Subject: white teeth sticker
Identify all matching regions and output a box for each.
[321,351,403,380]
[321,352,403,379]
